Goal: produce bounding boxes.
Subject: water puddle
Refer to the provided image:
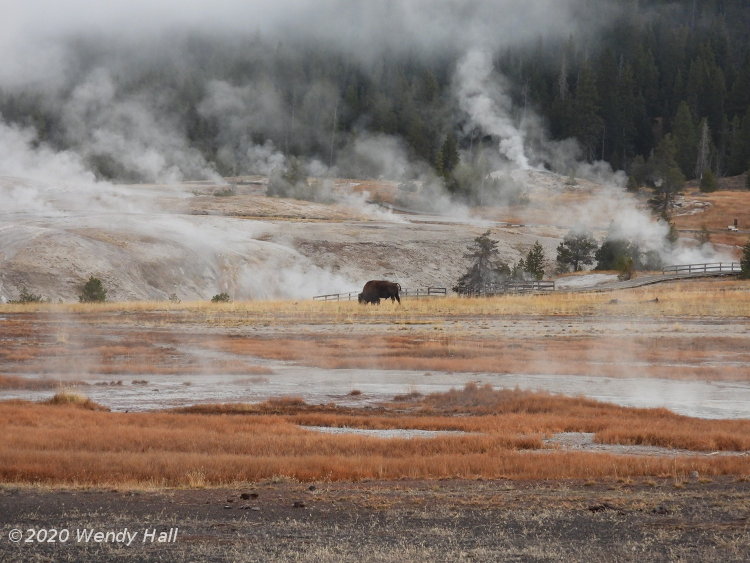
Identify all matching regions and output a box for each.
[544,432,748,457]
[301,426,469,439]
[3,364,749,419]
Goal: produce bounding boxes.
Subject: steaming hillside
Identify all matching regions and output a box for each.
[4,167,735,303]
[0,171,588,303]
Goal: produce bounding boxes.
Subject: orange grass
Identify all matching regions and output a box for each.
[2,387,748,486]
[210,333,750,381]
[1,279,749,318]
[186,385,750,452]
[672,186,750,247]
[0,374,87,390]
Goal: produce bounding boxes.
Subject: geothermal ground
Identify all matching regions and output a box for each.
[1,174,750,561]
[6,169,745,303]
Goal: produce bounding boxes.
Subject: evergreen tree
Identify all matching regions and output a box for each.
[556,231,598,272]
[740,239,750,280]
[695,118,713,181]
[726,115,746,176]
[453,231,510,295]
[649,134,685,214]
[700,169,718,192]
[436,133,460,178]
[511,258,526,281]
[628,155,650,189]
[79,276,107,303]
[594,239,635,271]
[524,241,546,280]
[572,65,603,161]
[672,101,698,178]
[666,218,680,245]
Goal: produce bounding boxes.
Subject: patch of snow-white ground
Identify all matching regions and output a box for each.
[555,273,619,289]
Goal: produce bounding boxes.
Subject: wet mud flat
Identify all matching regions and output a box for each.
[2,479,748,562]
[3,308,750,419]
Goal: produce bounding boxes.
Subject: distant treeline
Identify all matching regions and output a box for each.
[1,0,749,183]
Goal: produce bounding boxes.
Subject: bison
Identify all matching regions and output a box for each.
[358,280,401,305]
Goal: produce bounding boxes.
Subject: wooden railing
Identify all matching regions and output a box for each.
[662,262,741,275]
[312,291,359,302]
[462,280,556,296]
[401,287,447,298]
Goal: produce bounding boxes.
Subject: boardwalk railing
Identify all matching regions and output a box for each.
[312,291,359,302]
[401,287,447,298]
[313,287,448,302]
[462,280,556,296]
[662,262,740,275]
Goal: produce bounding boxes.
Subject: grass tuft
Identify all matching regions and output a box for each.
[43,392,109,411]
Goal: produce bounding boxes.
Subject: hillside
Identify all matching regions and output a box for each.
[1,171,744,303]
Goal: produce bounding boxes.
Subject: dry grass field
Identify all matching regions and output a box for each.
[2,273,750,561]
[1,385,749,488]
[673,182,750,246]
[2,280,749,386]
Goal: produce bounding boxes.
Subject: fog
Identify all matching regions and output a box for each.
[0,0,733,303]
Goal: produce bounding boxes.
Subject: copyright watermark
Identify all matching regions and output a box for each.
[6,527,178,546]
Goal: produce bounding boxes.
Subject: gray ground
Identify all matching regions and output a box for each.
[2,479,748,562]
[0,172,605,303]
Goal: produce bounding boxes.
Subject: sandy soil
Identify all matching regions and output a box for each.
[2,479,748,562]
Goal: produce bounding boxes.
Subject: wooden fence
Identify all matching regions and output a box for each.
[313,287,447,302]
[662,262,741,275]
[461,280,556,297]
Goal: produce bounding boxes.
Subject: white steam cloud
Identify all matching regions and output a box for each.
[456,50,529,170]
[0,0,732,304]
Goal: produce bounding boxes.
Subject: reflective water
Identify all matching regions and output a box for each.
[3,361,749,419]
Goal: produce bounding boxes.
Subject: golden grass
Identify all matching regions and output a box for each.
[2,281,749,386]
[672,186,750,247]
[2,387,747,486]
[1,279,748,318]
[43,392,109,411]
[0,375,86,390]
[209,332,750,381]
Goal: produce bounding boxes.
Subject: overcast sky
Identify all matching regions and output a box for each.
[2,0,613,88]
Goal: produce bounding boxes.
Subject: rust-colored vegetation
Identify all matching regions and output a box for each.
[1,385,748,487]
[0,374,87,390]
[672,184,750,247]
[211,332,750,381]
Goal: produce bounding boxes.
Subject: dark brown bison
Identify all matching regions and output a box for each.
[358,280,401,304]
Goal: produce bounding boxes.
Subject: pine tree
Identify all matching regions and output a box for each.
[453,231,510,295]
[572,65,603,161]
[700,169,718,192]
[726,115,745,176]
[740,239,750,279]
[556,231,598,272]
[695,118,712,181]
[524,241,546,280]
[649,134,685,214]
[595,239,635,271]
[672,101,698,178]
[436,133,459,177]
[79,276,107,303]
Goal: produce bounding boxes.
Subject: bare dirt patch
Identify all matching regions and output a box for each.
[2,479,749,562]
